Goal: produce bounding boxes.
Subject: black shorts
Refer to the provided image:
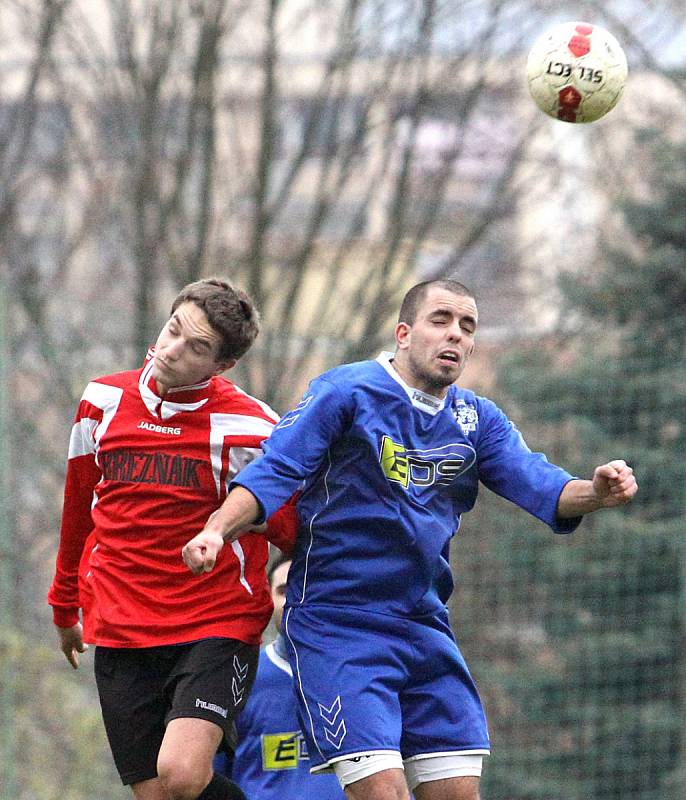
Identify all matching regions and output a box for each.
[94,638,258,785]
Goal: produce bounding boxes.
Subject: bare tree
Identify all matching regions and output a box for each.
[1,0,685,795]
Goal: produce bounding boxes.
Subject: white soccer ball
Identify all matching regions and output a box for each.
[526,21,628,123]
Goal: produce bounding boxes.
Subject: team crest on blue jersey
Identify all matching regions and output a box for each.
[379,435,476,489]
[452,400,478,435]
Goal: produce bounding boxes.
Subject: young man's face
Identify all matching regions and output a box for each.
[270,560,290,634]
[395,286,478,397]
[151,301,232,392]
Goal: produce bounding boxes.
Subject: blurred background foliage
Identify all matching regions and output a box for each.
[0,1,684,797]
[459,124,685,799]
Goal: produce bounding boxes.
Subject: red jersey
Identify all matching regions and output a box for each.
[48,356,296,647]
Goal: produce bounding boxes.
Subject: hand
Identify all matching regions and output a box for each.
[182,530,225,575]
[592,460,638,507]
[57,623,88,670]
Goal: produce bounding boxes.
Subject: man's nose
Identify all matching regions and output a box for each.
[166,338,185,359]
[447,324,463,342]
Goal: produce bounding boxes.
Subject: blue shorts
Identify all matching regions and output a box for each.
[283,605,490,770]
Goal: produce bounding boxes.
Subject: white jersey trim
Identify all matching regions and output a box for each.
[228,446,262,484]
[375,352,447,416]
[209,413,275,496]
[230,540,253,595]
[296,449,333,606]
[81,381,124,460]
[68,418,98,459]
[285,606,328,764]
[159,398,208,419]
[138,360,209,419]
[264,641,292,676]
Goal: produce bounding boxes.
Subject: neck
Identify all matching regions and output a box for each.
[391,353,448,399]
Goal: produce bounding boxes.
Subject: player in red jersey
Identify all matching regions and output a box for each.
[48,278,296,800]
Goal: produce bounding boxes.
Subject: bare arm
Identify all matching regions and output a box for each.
[557,460,638,518]
[182,486,261,575]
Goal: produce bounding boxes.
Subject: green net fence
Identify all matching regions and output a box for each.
[452,323,685,800]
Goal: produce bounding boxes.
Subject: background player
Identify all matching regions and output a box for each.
[214,552,345,799]
[182,279,638,800]
[48,278,296,800]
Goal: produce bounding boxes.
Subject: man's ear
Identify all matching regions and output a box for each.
[395,322,411,351]
[214,358,236,375]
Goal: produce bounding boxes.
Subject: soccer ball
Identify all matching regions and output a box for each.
[526,21,628,123]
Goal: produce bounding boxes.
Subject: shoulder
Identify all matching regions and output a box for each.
[210,377,280,424]
[298,360,385,419]
[89,368,140,389]
[78,369,139,410]
[451,387,504,417]
[319,358,372,381]
[448,387,510,440]
[316,358,386,392]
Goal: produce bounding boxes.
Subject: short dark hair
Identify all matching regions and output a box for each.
[171,277,260,361]
[398,279,474,326]
[267,551,292,585]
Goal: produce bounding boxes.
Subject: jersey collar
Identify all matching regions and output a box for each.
[376,351,448,416]
[265,638,292,676]
[139,348,212,420]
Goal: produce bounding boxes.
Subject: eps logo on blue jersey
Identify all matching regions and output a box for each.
[261,731,309,770]
[379,436,476,489]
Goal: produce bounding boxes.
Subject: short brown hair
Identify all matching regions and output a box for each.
[267,551,292,585]
[171,278,260,361]
[398,279,474,326]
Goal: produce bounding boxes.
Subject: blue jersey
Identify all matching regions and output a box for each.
[233,353,580,617]
[224,640,344,799]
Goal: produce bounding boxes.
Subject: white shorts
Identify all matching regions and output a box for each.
[330,750,485,791]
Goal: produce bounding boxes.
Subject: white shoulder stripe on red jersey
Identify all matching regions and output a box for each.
[209,413,276,496]
[230,540,254,596]
[210,413,276,439]
[68,418,99,459]
[228,447,263,484]
[79,381,124,455]
[83,380,124,410]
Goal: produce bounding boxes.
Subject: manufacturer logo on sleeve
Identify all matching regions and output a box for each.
[195,698,228,718]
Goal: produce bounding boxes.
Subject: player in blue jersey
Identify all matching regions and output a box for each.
[213,552,345,799]
[183,279,638,800]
